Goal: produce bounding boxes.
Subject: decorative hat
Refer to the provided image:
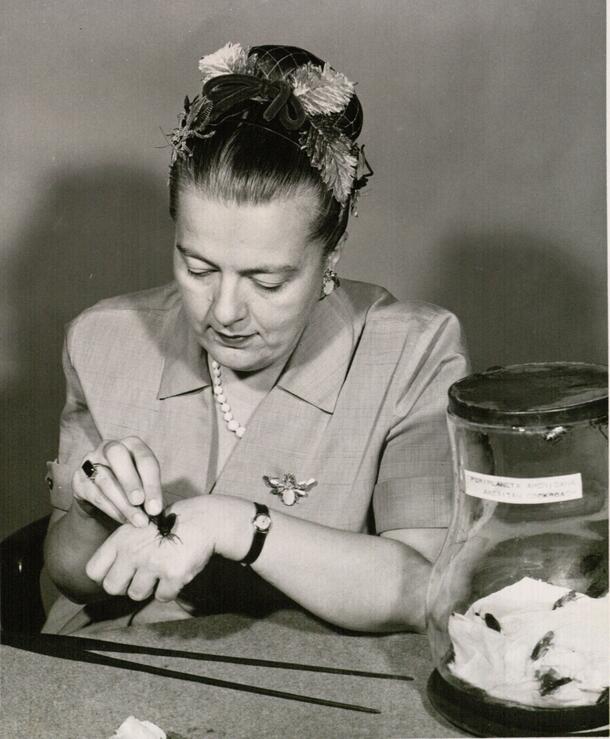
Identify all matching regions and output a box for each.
[169,42,372,207]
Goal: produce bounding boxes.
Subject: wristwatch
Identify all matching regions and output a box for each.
[240,502,272,566]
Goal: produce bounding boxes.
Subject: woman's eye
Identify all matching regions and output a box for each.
[187,268,214,278]
[255,281,285,292]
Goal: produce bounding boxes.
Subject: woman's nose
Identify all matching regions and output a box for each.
[210,275,247,328]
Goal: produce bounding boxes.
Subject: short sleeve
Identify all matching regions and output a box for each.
[373,312,469,532]
[46,328,102,511]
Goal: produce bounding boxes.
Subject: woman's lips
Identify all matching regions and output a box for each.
[209,327,255,346]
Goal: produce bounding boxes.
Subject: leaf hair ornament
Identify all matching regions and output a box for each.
[168,42,372,207]
[168,94,213,162]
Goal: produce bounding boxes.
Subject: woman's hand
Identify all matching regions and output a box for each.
[85,517,209,603]
[85,496,253,602]
[72,436,164,528]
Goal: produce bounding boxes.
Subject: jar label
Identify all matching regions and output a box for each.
[464,470,583,504]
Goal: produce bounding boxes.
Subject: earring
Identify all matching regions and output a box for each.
[320,268,340,299]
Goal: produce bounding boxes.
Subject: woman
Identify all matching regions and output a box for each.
[43,43,469,635]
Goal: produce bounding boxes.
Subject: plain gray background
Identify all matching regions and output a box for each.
[1,0,606,539]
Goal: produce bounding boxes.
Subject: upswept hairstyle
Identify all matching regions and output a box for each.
[168,45,365,256]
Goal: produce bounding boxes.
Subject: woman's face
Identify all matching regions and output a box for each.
[173,187,339,374]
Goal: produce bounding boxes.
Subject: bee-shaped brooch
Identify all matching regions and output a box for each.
[262,474,317,506]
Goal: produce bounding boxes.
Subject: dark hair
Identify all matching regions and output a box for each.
[168,122,349,255]
[168,45,363,256]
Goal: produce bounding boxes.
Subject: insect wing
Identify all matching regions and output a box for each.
[297,478,317,492]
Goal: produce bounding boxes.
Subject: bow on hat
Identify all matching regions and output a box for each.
[202,73,307,131]
[170,42,370,206]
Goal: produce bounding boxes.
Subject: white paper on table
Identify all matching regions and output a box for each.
[110,715,167,739]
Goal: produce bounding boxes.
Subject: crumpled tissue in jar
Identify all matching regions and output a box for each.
[109,715,166,739]
[447,577,608,707]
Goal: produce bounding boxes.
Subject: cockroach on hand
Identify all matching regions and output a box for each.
[141,506,182,545]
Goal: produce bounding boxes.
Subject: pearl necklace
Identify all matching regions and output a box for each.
[211,359,246,438]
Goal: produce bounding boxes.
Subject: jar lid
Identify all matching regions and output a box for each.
[448,362,608,426]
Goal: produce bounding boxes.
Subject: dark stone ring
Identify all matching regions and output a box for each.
[81,460,111,481]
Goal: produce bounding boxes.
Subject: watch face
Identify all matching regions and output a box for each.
[255,513,272,532]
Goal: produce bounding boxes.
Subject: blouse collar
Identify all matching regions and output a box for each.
[157,287,356,413]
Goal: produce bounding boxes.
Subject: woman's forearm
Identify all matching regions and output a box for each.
[256,517,431,632]
[214,499,432,633]
[44,505,117,603]
[58,494,434,631]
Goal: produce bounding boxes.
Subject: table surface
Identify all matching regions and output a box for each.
[1,609,467,739]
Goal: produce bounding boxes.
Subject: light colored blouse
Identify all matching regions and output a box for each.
[44,278,469,633]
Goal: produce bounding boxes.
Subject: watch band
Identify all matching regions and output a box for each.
[240,502,271,566]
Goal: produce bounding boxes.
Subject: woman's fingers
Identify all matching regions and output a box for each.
[75,436,163,526]
[103,441,145,507]
[87,532,183,601]
[128,570,158,601]
[85,507,203,603]
[155,577,183,603]
[122,437,163,516]
[86,537,118,583]
[81,460,148,528]
[73,468,128,524]
[102,560,136,596]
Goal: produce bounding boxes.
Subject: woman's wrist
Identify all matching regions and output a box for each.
[210,495,259,562]
[172,495,258,563]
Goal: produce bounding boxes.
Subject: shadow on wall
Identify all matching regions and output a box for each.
[1,166,174,538]
[426,229,606,372]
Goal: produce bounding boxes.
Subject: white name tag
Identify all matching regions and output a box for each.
[464,470,583,504]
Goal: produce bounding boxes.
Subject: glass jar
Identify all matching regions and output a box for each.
[426,363,608,737]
